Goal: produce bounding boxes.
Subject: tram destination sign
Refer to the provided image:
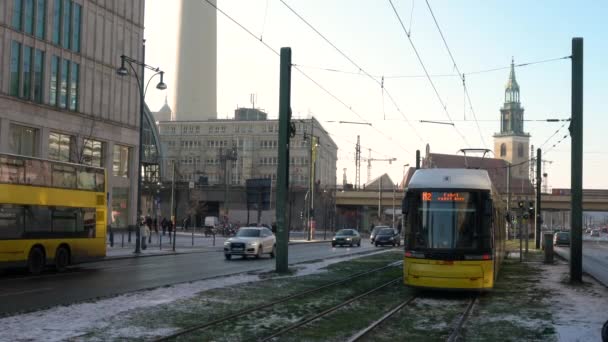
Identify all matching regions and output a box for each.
[422,192,466,202]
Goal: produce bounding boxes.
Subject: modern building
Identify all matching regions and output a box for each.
[494,58,530,180]
[0,0,161,230]
[155,108,338,228]
[173,0,217,121]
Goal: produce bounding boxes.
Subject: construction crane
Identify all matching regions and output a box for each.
[366,149,396,183]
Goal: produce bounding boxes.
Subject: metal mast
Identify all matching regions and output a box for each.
[355,135,361,190]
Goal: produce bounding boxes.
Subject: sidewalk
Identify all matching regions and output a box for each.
[104,230,332,260]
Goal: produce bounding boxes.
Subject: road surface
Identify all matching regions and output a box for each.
[554,240,608,286]
[0,240,389,316]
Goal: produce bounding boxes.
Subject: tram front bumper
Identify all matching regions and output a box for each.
[404,258,494,290]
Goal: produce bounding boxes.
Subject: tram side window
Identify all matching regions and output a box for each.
[0,205,24,239]
[25,159,52,186]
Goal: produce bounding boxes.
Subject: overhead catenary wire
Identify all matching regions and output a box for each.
[387,0,471,148]
[279,0,426,144]
[293,54,571,79]
[424,0,486,149]
[201,0,410,154]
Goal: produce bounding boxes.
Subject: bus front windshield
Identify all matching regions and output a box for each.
[411,191,489,250]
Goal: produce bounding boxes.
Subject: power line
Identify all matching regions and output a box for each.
[279,0,425,144]
[424,0,486,149]
[539,120,570,149]
[202,0,410,154]
[294,54,570,79]
[388,0,470,148]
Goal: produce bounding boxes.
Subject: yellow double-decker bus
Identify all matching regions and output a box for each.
[0,153,106,274]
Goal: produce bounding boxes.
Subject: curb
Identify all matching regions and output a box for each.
[97,240,332,263]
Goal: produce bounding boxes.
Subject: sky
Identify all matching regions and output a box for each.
[144,0,608,190]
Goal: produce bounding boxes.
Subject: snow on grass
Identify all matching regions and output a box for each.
[0,250,392,342]
[539,260,608,342]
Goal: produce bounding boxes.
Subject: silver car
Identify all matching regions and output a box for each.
[224,227,276,260]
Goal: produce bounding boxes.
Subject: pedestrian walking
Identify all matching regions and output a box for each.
[161,217,167,235]
[140,222,150,250]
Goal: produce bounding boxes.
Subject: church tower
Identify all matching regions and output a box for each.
[494,58,530,180]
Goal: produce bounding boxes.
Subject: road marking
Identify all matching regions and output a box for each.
[0,287,53,297]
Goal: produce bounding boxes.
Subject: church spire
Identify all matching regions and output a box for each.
[505,57,520,103]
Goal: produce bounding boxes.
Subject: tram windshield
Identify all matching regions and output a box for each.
[410,191,491,250]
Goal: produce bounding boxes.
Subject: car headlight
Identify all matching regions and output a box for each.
[332,237,336,241]
[346,238,351,241]
[248,241,259,246]
[224,241,231,246]
[389,237,394,240]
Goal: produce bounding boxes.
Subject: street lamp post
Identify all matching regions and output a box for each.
[117,40,167,254]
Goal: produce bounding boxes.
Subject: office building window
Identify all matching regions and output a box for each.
[59,59,68,108]
[113,145,130,178]
[82,139,104,167]
[24,0,34,34]
[22,46,32,99]
[52,0,60,44]
[33,50,44,103]
[61,0,71,49]
[10,124,38,157]
[69,62,78,111]
[35,0,45,39]
[10,41,21,97]
[71,3,81,52]
[50,55,59,105]
[12,0,23,29]
[48,132,72,162]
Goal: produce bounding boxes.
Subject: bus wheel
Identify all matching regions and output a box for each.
[27,247,45,275]
[55,246,70,272]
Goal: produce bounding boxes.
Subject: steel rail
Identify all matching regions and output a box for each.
[153,263,400,342]
[446,295,478,342]
[346,296,418,342]
[258,277,402,342]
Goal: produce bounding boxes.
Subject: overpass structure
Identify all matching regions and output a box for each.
[336,190,608,212]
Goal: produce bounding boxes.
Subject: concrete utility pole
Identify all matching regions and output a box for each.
[275,47,292,273]
[570,38,583,283]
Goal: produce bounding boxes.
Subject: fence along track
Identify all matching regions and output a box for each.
[346,296,418,342]
[153,262,400,342]
[258,277,402,342]
[446,295,478,342]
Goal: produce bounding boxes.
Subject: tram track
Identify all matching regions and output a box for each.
[446,295,478,342]
[346,293,478,342]
[153,261,401,342]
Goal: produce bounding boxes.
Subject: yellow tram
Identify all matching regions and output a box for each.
[402,168,506,290]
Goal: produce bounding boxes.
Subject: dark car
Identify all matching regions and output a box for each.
[370,225,389,244]
[374,228,400,247]
[553,231,570,246]
[332,229,361,247]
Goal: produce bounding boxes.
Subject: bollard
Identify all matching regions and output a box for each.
[121,232,124,247]
[109,225,114,247]
[543,233,554,264]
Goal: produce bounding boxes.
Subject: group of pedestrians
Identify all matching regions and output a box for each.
[138,216,175,250]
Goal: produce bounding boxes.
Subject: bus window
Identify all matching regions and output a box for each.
[0,205,24,239]
[24,206,52,236]
[77,169,96,190]
[51,207,78,233]
[0,156,25,184]
[95,171,105,192]
[25,159,51,186]
[51,164,77,189]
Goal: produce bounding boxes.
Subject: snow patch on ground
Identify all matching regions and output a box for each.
[481,314,547,329]
[539,260,608,342]
[0,250,390,341]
